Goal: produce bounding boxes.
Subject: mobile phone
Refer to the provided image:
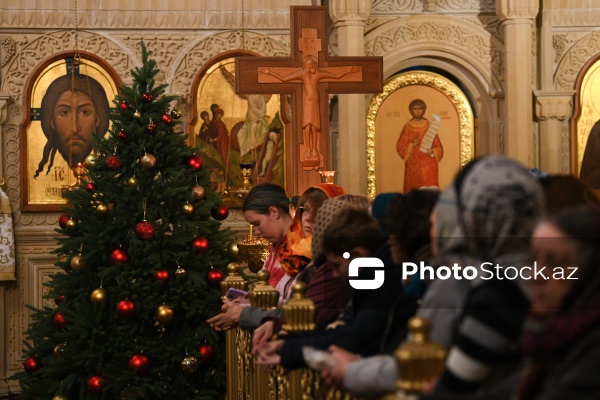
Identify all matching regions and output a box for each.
[226,288,248,300]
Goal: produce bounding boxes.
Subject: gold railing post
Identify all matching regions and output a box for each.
[393,317,446,397]
[220,262,248,400]
[275,281,316,399]
[248,270,279,400]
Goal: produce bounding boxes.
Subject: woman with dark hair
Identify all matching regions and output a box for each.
[516,206,600,399]
[36,73,110,178]
[208,183,346,332]
[207,183,315,331]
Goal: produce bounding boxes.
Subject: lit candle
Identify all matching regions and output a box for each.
[249,224,253,240]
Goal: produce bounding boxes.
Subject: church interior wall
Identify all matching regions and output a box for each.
[2,0,600,395]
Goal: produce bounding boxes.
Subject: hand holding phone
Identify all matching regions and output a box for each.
[226,288,248,300]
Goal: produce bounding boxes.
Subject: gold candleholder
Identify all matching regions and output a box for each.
[61,163,88,194]
[237,236,271,274]
[229,163,255,200]
[318,170,336,184]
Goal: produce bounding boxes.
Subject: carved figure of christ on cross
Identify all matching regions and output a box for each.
[236,6,382,191]
[257,28,362,168]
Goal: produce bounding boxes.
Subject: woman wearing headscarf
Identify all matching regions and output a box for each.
[432,156,545,396]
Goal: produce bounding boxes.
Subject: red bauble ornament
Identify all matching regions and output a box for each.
[110,248,130,264]
[128,354,149,375]
[85,182,97,193]
[116,299,135,320]
[198,343,214,364]
[161,114,173,124]
[153,269,169,283]
[117,129,127,140]
[187,155,203,171]
[192,236,209,254]
[211,205,229,221]
[120,101,130,110]
[24,356,42,374]
[54,294,65,305]
[135,220,155,240]
[141,92,153,103]
[206,267,224,288]
[106,154,121,170]
[58,214,70,229]
[54,312,66,329]
[87,375,104,395]
[147,122,157,133]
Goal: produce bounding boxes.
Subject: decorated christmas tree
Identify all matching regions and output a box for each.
[15,42,231,399]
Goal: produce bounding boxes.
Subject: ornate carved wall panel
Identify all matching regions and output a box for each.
[0,9,293,31]
[371,0,495,14]
[555,31,600,90]
[6,240,58,376]
[171,31,290,99]
[365,15,504,92]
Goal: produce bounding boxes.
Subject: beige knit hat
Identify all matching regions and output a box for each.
[310,194,371,260]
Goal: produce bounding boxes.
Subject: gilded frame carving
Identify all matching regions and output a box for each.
[366,70,475,198]
[572,57,600,190]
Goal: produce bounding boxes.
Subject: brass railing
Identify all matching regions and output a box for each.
[221,265,446,400]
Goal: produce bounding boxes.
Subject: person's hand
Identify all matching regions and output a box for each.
[206,298,243,331]
[421,375,439,395]
[320,345,361,388]
[252,320,275,354]
[255,339,284,372]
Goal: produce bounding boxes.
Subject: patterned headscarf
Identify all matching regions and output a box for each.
[310,194,372,262]
[456,156,544,265]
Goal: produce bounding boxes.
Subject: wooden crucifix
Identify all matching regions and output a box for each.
[235,6,383,193]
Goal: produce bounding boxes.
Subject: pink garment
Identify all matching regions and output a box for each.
[275,274,297,307]
[262,240,285,287]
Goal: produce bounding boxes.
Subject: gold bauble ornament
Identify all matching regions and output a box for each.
[180,356,198,373]
[192,185,205,200]
[53,343,66,358]
[182,203,194,214]
[174,266,186,276]
[170,108,182,119]
[70,255,84,270]
[127,176,139,187]
[134,110,141,118]
[84,153,99,169]
[155,304,174,323]
[96,203,108,215]
[141,154,156,169]
[227,241,239,260]
[52,394,69,400]
[65,219,77,229]
[90,288,107,304]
